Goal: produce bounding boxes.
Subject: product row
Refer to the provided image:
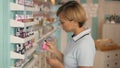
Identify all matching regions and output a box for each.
[15,27,34,38]
[15,39,34,54]
[16,14,34,23]
[16,0,34,7]
[105,14,120,24]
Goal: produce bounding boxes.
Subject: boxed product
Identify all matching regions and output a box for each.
[16,14,34,23]
[16,0,33,7]
[95,39,120,51]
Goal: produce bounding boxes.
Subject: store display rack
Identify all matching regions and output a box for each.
[10,1,39,68]
[9,0,59,68]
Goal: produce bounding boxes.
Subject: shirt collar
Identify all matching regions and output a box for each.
[72,28,91,41]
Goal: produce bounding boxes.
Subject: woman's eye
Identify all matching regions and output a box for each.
[60,22,65,24]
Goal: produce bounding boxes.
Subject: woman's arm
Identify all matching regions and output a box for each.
[78,66,92,68]
[46,41,64,62]
[46,56,64,68]
[54,49,64,62]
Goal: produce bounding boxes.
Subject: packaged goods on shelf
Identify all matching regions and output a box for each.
[16,0,34,7]
[95,39,120,51]
[16,14,34,22]
[15,27,34,39]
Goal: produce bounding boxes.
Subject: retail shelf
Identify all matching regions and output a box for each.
[11,57,32,68]
[10,19,38,27]
[10,2,34,11]
[10,35,34,43]
[37,26,60,43]
[24,55,38,68]
[10,45,37,59]
[10,2,24,11]
[10,51,25,59]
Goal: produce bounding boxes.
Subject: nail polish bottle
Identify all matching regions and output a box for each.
[25,42,28,50]
[42,40,47,50]
[22,32,26,38]
[16,44,20,53]
[21,43,26,54]
[19,44,24,54]
[19,28,24,38]
[21,47,25,54]
[15,28,20,37]
[26,27,29,37]
[15,60,21,67]
[29,40,33,48]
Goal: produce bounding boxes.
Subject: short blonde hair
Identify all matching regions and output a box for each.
[57,1,87,27]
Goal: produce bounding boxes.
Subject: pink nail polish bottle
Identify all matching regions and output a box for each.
[42,40,47,50]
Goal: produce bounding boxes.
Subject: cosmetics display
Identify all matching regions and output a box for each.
[105,14,120,24]
[8,0,59,68]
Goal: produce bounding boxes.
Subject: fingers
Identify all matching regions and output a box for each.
[46,41,54,53]
[46,41,53,48]
[46,56,56,64]
[46,56,50,64]
[46,56,63,68]
[46,46,53,53]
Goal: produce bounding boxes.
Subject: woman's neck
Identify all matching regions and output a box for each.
[74,27,85,36]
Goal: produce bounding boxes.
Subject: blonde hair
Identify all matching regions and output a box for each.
[57,1,87,27]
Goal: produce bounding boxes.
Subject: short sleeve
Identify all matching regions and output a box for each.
[75,42,96,66]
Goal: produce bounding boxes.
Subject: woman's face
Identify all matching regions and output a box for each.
[59,17,77,32]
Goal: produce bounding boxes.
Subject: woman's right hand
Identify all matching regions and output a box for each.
[46,41,57,53]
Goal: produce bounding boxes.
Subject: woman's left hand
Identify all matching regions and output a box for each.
[46,55,64,68]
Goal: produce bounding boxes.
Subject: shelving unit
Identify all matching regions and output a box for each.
[8,0,60,68]
[103,23,120,45]
[98,0,120,44]
[9,0,39,67]
[98,0,120,38]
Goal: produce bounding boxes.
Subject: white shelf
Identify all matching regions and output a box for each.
[25,45,37,57]
[10,45,37,59]
[10,51,25,59]
[37,26,60,43]
[10,35,34,43]
[10,2,34,11]
[23,55,38,68]
[10,19,38,27]
[11,57,32,68]
[10,2,24,11]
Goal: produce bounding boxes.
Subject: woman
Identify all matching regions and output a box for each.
[46,1,96,68]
